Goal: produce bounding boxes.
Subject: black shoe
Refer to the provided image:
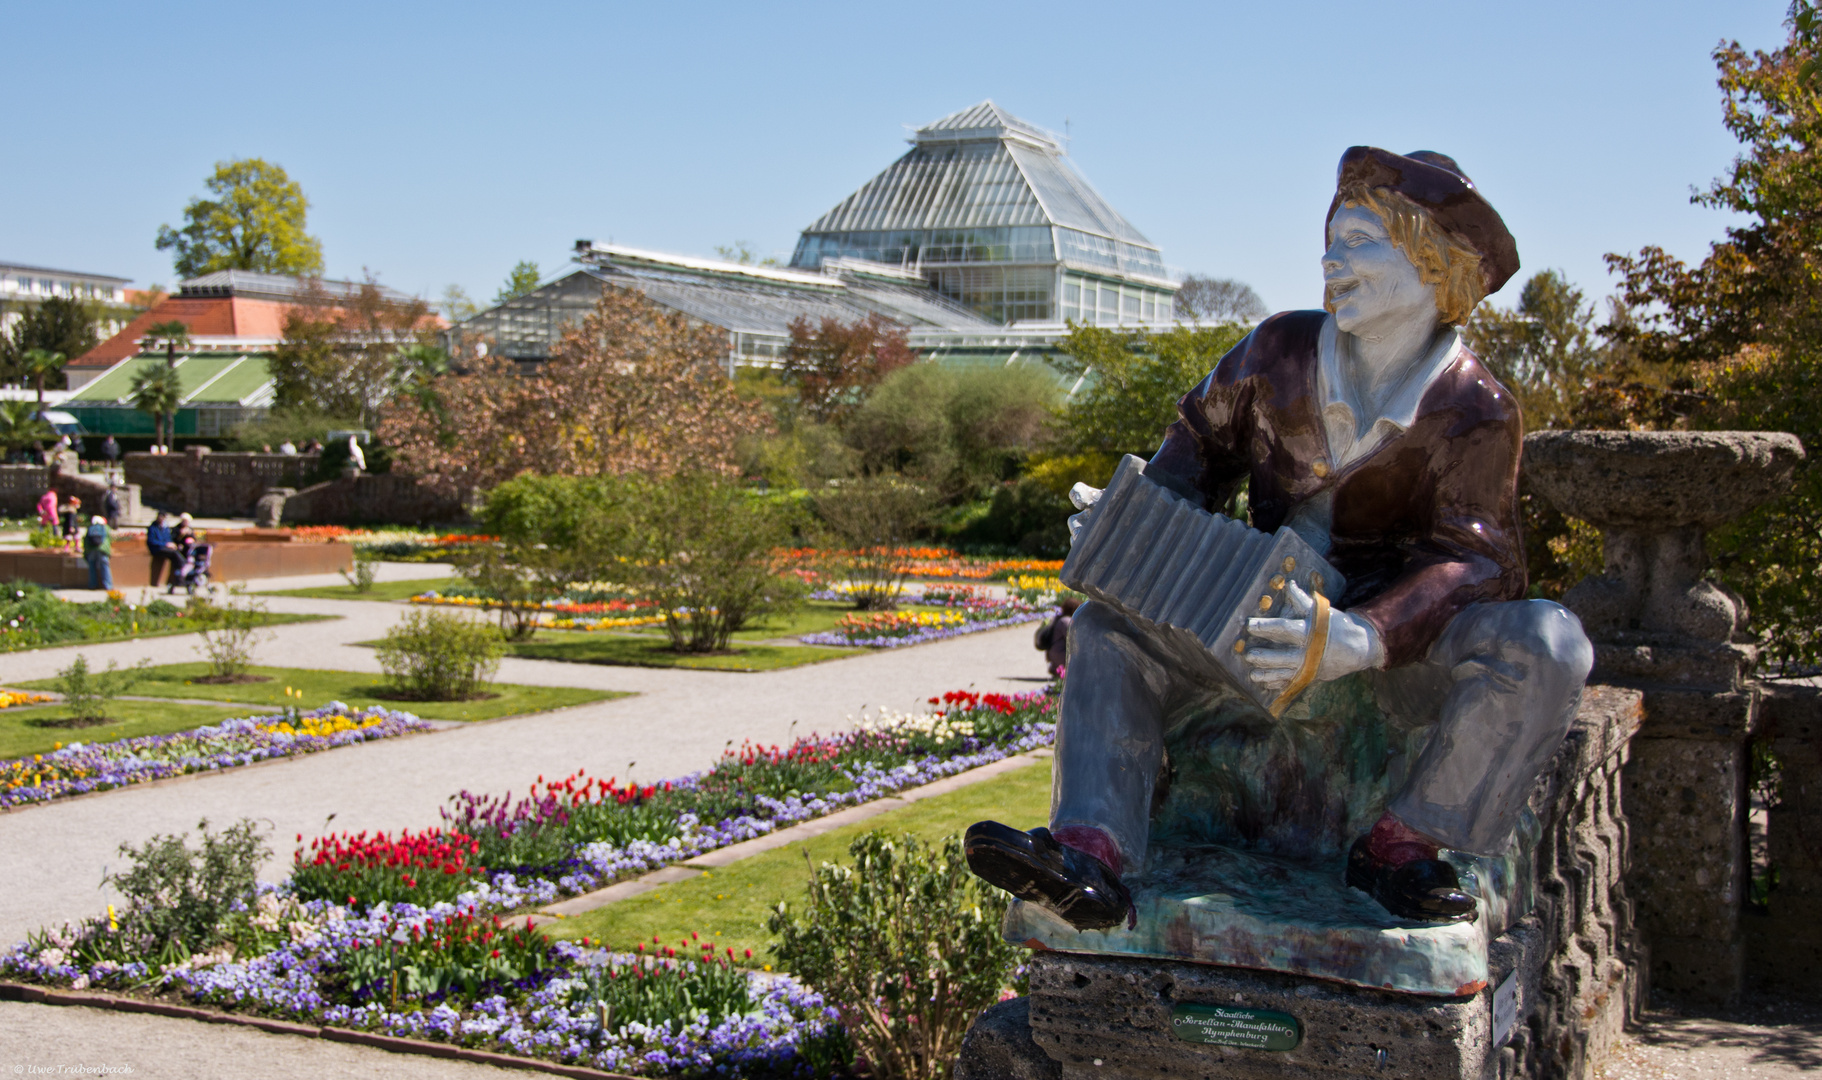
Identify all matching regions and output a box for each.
[1346,837,1477,923]
[964,821,1133,932]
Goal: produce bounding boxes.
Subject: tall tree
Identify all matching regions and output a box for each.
[1602,4,1822,666]
[2,297,97,381]
[155,159,324,279]
[1172,276,1268,323]
[130,364,183,451]
[378,285,769,492]
[781,313,916,425]
[269,278,436,428]
[1464,270,1606,430]
[492,261,542,306]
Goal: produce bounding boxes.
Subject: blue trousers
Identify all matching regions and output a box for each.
[85,551,112,591]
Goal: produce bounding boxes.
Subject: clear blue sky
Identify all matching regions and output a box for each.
[0,1,1790,317]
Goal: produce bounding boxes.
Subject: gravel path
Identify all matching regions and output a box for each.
[0,582,1050,946]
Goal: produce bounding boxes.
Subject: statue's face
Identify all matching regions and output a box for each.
[1322,204,1438,337]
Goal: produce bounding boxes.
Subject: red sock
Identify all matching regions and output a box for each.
[1366,813,1442,867]
[1052,825,1122,876]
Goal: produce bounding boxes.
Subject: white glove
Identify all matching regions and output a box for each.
[1066,483,1103,544]
[1242,580,1384,692]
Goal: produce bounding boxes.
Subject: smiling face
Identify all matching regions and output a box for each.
[1322,204,1440,336]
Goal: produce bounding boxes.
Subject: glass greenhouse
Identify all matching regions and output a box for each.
[790,101,1176,325]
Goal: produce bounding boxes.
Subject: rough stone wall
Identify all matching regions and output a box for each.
[1748,684,1822,995]
[0,463,141,522]
[279,473,467,525]
[125,449,317,517]
[1523,685,1648,1078]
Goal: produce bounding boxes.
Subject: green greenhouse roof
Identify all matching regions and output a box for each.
[68,353,274,406]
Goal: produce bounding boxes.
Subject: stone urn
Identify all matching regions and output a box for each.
[1524,431,1804,646]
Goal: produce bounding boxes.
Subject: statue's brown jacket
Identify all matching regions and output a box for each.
[1145,309,1525,668]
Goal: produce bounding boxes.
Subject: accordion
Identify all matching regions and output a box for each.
[1059,455,1346,716]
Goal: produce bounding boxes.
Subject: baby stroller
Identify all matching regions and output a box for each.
[169,543,213,594]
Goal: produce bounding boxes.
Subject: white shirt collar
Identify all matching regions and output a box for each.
[1314,314,1463,468]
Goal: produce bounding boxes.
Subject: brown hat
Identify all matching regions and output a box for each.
[1326,146,1520,297]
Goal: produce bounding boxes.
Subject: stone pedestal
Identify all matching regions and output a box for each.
[962,687,1647,1080]
[1524,429,1803,1006]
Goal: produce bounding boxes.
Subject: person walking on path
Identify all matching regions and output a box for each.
[82,516,112,592]
[34,489,57,532]
[101,435,120,467]
[1034,596,1080,680]
[145,512,180,587]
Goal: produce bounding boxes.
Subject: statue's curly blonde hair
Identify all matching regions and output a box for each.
[1331,183,1486,325]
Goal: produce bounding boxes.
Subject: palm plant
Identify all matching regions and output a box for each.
[0,399,55,455]
[143,320,190,367]
[20,348,65,412]
[130,364,184,451]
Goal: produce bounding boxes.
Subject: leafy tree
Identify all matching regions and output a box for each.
[1040,322,1248,491]
[811,476,939,610]
[269,278,436,427]
[1600,4,1822,666]
[155,159,324,279]
[843,363,1058,496]
[1464,270,1607,430]
[1173,275,1268,323]
[0,399,55,454]
[782,313,916,425]
[492,261,542,306]
[440,284,479,322]
[130,364,184,450]
[2,297,97,380]
[379,285,769,492]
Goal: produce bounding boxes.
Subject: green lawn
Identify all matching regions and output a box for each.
[258,578,454,602]
[545,759,1052,968]
[502,633,858,672]
[13,663,629,723]
[0,612,334,654]
[0,699,258,760]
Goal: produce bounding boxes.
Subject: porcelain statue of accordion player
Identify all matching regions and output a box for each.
[965,146,1593,932]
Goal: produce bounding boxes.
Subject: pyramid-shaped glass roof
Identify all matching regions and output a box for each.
[791,101,1165,282]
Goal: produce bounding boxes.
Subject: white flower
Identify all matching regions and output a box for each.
[36,947,65,967]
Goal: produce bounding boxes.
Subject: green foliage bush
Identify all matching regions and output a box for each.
[844,363,1059,497]
[769,832,1023,1080]
[190,586,273,679]
[375,609,503,700]
[953,478,1074,557]
[810,477,938,610]
[56,654,152,722]
[103,818,267,963]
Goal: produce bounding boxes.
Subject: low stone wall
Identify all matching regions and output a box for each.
[278,473,467,526]
[125,449,318,517]
[0,462,141,522]
[957,686,1646,1080]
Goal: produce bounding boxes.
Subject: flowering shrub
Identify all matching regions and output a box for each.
[0,705,433,809]
[294,828,486,910]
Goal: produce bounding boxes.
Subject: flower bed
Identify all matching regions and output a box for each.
[1,583,198,652]
[779,547,1065,582]
[1,689,1058,1076]
[800,597,1053,648]
[0,705,434,809]
[0,691,54,710]
[409,590,667,631]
